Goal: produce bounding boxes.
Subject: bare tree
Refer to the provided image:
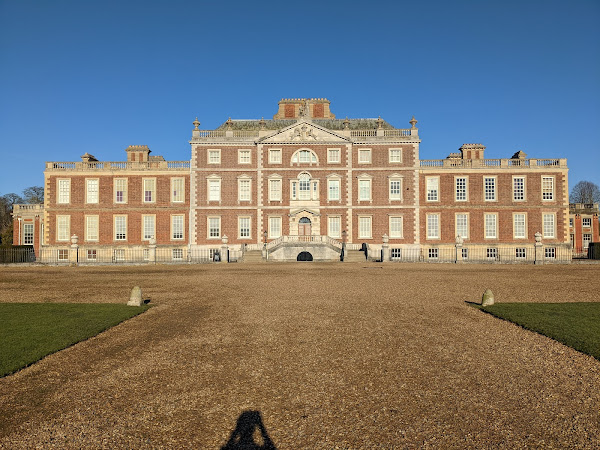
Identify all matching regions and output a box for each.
[570,181,600,204]
[22,186,44,204]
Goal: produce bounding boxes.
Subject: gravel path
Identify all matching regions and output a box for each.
[0,263,599,448]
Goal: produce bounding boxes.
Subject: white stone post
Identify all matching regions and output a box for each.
[221,235,229,263]
[148,238,157,264]
[70,234,79,265]
[382,234,390,262]
[534,232,544,265]
[455,235,464,263]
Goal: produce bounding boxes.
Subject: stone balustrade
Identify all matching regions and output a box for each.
[419,158,567,169]
[13,204,44,212]
[266,235,343,250]
[46,161,190,171]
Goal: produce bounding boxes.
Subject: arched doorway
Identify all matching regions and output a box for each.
[297,251,313,261]
[298,217,311,236]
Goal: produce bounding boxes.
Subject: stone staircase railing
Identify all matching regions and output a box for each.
[266,235,343,253]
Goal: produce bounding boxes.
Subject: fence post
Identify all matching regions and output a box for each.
[455,236,464,263]
[534,232,544,265]
[382,234,390,262]
[221,235,229,263]
[148,238,157,264]
[70,235,79,266]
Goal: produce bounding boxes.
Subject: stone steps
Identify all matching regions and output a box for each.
[242,250,265,263]
[343,250,367,262]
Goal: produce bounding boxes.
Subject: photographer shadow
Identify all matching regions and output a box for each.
[221,410,276,450]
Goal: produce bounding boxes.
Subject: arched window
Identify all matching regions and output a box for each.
[291,172,319,201]
[291,149,318,165]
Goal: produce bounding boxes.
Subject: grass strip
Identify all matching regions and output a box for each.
[480,302,600,361]
[0,303,149,377]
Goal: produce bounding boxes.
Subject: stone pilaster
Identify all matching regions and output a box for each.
[148,238,157,264]
[69,234,79,265]
[382,234,390,262]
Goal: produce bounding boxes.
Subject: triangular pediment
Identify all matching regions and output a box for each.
[258,119,350,144]
[289,208,321,217]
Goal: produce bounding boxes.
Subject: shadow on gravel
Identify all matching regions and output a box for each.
[221,410,276,450]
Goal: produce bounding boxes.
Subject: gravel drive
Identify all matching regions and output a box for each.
[0,263,599,448]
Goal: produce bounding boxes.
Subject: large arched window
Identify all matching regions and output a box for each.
[291,149,318,165]
[291,172,319,201]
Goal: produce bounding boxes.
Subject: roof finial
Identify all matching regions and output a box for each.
[193,117,200,130]
[409,116,417,129]
[259,117,266,130]
[343,116,350,129]
[376,116,384,129]
[225,117,233,130]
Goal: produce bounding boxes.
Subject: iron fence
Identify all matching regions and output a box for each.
[0,247,36,263]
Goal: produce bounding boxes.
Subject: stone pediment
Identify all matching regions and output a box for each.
[258,120,350,144]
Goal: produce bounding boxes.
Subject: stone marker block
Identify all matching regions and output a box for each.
[482,289,495,307]
[128,286,143,306]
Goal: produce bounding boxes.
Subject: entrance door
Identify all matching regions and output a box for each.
[298,217,311,237]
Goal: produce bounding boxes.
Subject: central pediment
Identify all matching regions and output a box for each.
[258,120,350,144]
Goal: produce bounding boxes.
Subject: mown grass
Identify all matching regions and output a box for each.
[0,303,150,377]
[480,302,600,360]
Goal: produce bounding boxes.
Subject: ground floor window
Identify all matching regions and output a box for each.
[23,223,34,245]
[545,247,556,259]
[462,248,468,259]
[57,249,69,261]
[391,248,402,260]
[487,248,498,259]
[515,248,526,259]
[428,248,439,259]
[113,249,125,262]
[172,248,183,260]
[87,249,97,260]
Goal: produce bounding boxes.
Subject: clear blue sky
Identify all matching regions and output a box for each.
[1,0,599,197]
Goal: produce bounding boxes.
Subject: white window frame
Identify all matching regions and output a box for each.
[292,172,318,201]
[542,176,555,201]
[207,149,221,164]
[291,149,318,165]
[484,213,498,239]
[114,215,127,241]
[142,214,156,241]
[513,213,527,239]
[328,216,341,238]
[426,213,440,240]
[171,177,185,203]
[358,148,371,164]
[327,177,341,202]
[207,177,221,202]
[85,215,99,242]
[455,176,468,202]
[114,178,128,204]
[389,148,403,163]
[543,213,556,238]
[513,176,526,202]
[207,216,221,239]
[455,213,469,240]
[171,214,185,240]
[238,177,251,202]
[389,175,403,201]
[358,216,372,239]
[238,149,251,164]
[57,179,71,204]
[57,215,70,241]
[268,178,282,202]
[268,148,282,164]
[142,178,156,203]
[389,216,403,238]
[582,217,592,228]
[23,223,34,245]
[358,176,372,202]
[238,216,251,239]
[86,178,99,204]
[269,216,282,239]
[327,148,341,164]
[426,177,439,202]
[484,176,497,202]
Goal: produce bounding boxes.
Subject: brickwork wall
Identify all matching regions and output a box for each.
[419,170,568,244]
[44,173,189,245]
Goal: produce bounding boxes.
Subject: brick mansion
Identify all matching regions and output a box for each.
[14,98,593,263]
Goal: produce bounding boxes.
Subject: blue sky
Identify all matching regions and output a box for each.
[1,0,599,197]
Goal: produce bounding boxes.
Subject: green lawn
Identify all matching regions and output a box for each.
[0,303,149,377]
[480,302,600,361]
